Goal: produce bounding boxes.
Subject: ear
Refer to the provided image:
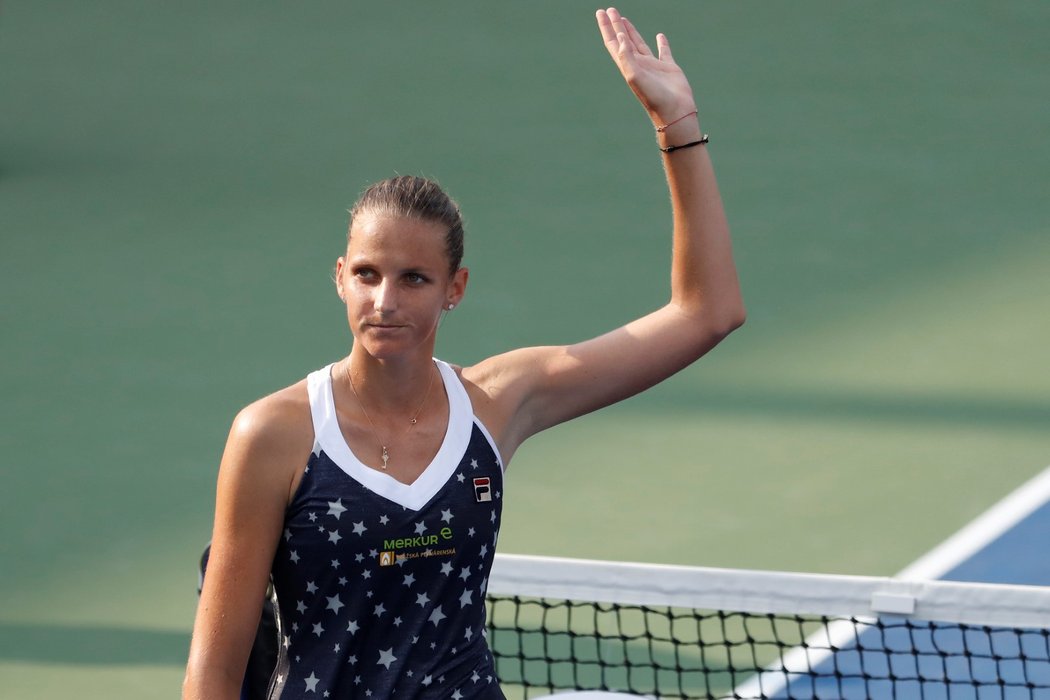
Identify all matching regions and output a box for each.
[446,267,469,308]
[334,256,347,301]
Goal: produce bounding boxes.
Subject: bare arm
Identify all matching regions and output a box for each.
[465,8,745,458]
[183,392,311,699]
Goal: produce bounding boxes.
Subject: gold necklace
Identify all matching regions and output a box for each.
[344,361,436,470]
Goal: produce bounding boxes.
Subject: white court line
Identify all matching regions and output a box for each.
[896,465,1050,579]
[730,464,1050,700]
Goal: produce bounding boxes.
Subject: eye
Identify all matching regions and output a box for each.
[404,272,429,285]
[353,267,377,281]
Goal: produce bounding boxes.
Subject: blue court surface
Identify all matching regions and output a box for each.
[734,467,1050,700]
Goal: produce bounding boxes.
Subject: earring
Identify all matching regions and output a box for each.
[447,304,455,310]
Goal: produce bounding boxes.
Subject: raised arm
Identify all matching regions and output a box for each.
[464,8,745,460]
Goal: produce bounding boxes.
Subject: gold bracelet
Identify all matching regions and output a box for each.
[654,109,699,133]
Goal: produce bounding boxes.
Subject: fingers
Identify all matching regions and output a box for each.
[595,9,619,56]
[597,8,664,62]
[622,18,653,57]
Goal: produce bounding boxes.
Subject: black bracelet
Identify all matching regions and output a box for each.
[659,134,710,154]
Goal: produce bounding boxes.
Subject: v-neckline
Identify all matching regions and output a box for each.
[309,360,474,511]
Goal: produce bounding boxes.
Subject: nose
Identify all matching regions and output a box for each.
[373,279,397,314]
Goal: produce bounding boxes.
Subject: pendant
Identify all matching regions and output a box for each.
[381,446,390,470]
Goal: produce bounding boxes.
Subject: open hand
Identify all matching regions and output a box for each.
[596,7,697,126]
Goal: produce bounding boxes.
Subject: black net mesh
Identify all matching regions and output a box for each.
[485,595,1050,699]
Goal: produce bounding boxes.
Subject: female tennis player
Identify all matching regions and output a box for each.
[184,8,744,700]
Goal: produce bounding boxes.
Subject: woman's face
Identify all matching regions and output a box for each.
[336,212,467,360]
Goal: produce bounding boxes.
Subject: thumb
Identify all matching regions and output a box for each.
[656,33,674,62]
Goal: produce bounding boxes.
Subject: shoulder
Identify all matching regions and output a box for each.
[219,379,314,496]
[229,379,313,450]
[454,348,558,462]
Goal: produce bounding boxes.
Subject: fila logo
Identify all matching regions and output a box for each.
[473,477,492,503]
[379,551,396,567]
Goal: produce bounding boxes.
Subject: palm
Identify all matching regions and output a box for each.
[596,8,696,121]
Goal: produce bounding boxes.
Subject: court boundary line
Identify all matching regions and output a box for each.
[897,464,1050,579]
[730,464,1050,700]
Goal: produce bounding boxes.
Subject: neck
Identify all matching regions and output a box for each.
[345,347,437,412]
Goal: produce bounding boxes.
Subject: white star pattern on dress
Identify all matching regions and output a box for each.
[327,499,346,519]
[347,654,358,664]
[379,514,389,525]
[415,592,430,607]
[361,569,372,580]
[393,616,403,626]
[306,581,318,594]
[459,589,473,608]
[284,528,293,541]
[470,459,478,469]
[490,510,496,523]
[297,600,307,614]
[458,567,471,582]
[308,512,318,522]
[290,551,300,564]
[328,529,342,544]
[402,573,415,587]
[467,527,475,537]
[465,627,474,641]
[305,671,320,692]
[440,561,454,576]
[352,521,367,536]
[456,472,465,483]
[479,544,488,558]
[326,595,343,614]
[414,521,427,536]
[369,548,378,557]
[452,690,464,700]
[428,605,446,626]
[421,675,433,686]
[355,552,365,563]
[440,508,453,523]
[377,647,397,669]
[347,619,359,634]
[331,559,340,569]
[312,622,324,637]
[471,670,480,683]
[373,602,386,617]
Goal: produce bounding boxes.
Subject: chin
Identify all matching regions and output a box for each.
[356,338,419,361]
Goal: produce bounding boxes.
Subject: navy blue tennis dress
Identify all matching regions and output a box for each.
[269,360,505,700]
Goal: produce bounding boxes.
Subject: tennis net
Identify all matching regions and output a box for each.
[484,554,1050,699]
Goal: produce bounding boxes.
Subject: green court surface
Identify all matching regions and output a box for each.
[2,2,1048,697]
